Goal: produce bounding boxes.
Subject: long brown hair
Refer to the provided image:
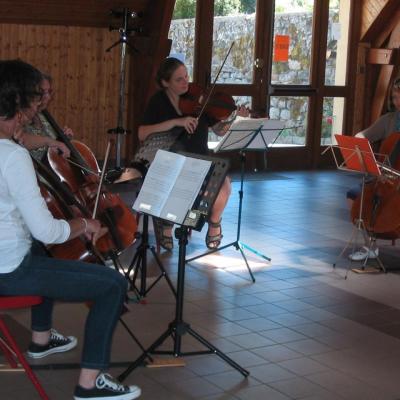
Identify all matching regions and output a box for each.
[155,57,185,89]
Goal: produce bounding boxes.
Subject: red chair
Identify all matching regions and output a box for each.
[0,296,49,400]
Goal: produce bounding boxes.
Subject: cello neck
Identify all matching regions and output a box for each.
[41,109,89,171]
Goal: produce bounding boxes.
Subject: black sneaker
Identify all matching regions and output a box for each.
[73,373,141,400]
[26,328,77,359]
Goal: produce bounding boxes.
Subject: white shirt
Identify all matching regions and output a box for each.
[0,139,70,273]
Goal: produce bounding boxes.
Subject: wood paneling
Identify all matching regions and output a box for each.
[0,23,126,159]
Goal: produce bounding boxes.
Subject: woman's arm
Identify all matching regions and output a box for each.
[211,105,250,137]
[358,113,394,142]
[7,148,105,245]
[138,116,198,141]
[14,130,70,157]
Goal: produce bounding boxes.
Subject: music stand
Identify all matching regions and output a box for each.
[118,150,249,381]
[186,118,285,282]
[332,135,385,277]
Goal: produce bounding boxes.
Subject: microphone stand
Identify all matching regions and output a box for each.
[106,8,140,172]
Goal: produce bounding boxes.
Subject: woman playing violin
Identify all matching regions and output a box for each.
[138,57,249,251]
[0,60,141,400]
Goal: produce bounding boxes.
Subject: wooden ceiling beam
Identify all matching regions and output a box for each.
[0,0,147,27]
[370,19,400,123]
[367,48,400,65]
[361,0,400,44]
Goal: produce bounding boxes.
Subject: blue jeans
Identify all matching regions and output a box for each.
[0,242,128,370]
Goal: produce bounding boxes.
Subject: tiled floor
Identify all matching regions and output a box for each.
[2,170,400,399]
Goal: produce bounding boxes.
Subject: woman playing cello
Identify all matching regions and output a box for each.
[0,59,141,400]
[347,78,400,261]
[137,57,249,251]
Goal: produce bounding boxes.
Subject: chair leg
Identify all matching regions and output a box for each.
[0,336,18,368]
[0,319,49,400]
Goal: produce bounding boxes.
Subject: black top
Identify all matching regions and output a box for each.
[141,90,217,155]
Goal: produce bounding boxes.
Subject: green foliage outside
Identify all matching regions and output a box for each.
[173,0,256,19]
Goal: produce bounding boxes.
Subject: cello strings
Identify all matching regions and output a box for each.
[66,158,99,176]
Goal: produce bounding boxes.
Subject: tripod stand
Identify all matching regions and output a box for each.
[106,8,140,171]
[186,151,268,282]
[124,214,176,299]
[118,226,249,381]
[332,135,386,278]
[186,121,283,282]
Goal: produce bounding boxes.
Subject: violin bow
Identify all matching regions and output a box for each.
[196,41,235,120]
[92,140,112,219]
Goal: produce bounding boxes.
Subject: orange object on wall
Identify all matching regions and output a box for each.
[274,35,290,62]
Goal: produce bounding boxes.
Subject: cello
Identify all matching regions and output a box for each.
[351,133,400,239]
[41,109,137,254]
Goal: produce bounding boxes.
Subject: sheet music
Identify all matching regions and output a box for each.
[247,120,285,149]
[160,157,211,223]
[133,150,212,224]
[213,117,285,152]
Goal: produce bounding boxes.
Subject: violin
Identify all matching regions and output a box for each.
[179,42,237,123]
[351,133,400,239]
[42,109,137,253]
[179,82,236,122]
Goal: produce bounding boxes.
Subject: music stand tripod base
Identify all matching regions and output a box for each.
[186,151,272,283]
[118,227,249,382]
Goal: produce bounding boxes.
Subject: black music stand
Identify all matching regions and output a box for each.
[186,119,285,282]
[118,151,249,381]
[331,135,385,277]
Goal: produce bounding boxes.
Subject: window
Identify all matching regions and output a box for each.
[168,0,197,80]
[269,96,308,146]
[325,0,350,86]
[272,0,315,85]
[211,1,257,84]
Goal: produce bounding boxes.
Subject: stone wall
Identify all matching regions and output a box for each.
[169,10,339,144]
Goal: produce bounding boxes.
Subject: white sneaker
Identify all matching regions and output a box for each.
[348,246,379,261]
[74,373,141,400]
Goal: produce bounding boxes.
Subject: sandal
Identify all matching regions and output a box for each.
[206,219,223,249]
[153,218,174,251]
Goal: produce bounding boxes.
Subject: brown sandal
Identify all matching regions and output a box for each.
[206,219,223,249]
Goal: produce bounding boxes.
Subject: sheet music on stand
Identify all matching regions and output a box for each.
[213,117,285,152]
[334,135,381,176]
[132,149,230,231]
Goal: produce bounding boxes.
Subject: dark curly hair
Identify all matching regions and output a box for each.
[0,59,42,120]
[155,57,185,89]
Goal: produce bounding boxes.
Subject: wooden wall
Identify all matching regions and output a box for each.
[0,0,174,164]
[0,23,127,159]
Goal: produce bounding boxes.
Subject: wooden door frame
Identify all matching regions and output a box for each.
[183,0,357,170]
